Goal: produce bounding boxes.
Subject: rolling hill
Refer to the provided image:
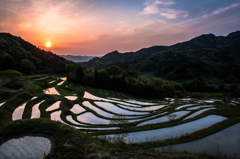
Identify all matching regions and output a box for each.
[0,33,72,74]
[81,31,240,82]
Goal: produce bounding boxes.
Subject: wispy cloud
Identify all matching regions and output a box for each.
[213,3,240,15]
[140,0,188,19]
[159,8,188,19]
[94,34,110,41]
[203,2,240,18]
[141,5,159,15]
[144,0,174,6]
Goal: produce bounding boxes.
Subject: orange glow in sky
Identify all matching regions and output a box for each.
[1,0,239,56]
[46,42,51,47]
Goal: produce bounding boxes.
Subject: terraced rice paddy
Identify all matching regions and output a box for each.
[0,75,240,158]
[0,136,52,159]
[0,102,5,107]
[156,122,240,158]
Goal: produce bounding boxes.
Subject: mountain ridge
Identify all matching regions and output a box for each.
[81,31,240,70]
[0,32,72,74]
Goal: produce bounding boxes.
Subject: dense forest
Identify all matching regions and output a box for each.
[81,31,240,82]
[66,64,185,99]
[1,32,239,98]
[0,33,72,74]
[112,47,240,82]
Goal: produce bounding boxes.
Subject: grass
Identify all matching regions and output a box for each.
[0,74,239,159]
[0,93,32,127]
[25,81,43,95]
[0,119,230,159]
[22,98,43,119]
[55,86,72,96]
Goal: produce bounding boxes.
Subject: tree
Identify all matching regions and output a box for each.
[108,114,129,143]
[0,70,23,88]
[19,59,36,74]
[167,114,177,121]
[0,52,16,70]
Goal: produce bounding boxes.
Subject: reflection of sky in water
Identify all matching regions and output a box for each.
[66,115,86,126]
[187,105,214,110]
[48,80,56,84]
[77,112,110,125]
[0,102,6,107]
[184,108,215,120]
[175,104,196,110]
[106,115,227,143]
[156,123,240,159]
[12,102,27,121]
[50,110,63,122]
[61,77,67,81]
[46,101,61,111]
[83,92,140,107]
[70,104,85,114]
[83,101,115,118]
[197,99,221,103]
[138,111,190,126]
[95,102,149,115]
[56,77,67,86]
[123,99,157,105]
[57,81,64,86]
[0,136,52,159]
[31,100,45,119]
[43,87,60,95]
[118,104,165,111]
[65,96,78,100]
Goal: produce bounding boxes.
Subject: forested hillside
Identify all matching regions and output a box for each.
[81,31,240,82]
[126,47,240,81]
[81,46,168,69]
[0,33,72,74]
[66,64,185,99]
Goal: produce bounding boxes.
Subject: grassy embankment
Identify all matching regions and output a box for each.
[0,74,239,158]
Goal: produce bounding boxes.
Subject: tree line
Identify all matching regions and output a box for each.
[66,64,185,99]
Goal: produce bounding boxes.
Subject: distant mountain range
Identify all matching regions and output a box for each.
[81,31,240,71]
[61,55,97,63]
[81,31,240,82]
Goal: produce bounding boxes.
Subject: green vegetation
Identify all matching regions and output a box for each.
[1,31,240,158]
[1,119,226,159]
[0,33,72,74]
[0,70,24,89]
[0,74,239,159]
[66,64,185,99]
[81,31,240,75]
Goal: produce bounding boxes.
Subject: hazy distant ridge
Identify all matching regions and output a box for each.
[61,55,97,62]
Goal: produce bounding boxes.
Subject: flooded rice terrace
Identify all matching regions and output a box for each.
[1,76,240,158]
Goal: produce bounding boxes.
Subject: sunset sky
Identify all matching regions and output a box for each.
[1,0,240,56]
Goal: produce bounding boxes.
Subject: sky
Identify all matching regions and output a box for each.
[1,0,240,56]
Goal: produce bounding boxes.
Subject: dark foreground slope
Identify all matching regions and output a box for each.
[0,119,227,159]
[0,33,72,74]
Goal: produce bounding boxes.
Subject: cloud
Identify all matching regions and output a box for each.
[144,0,174,6]
[95,34,110,41]
[154,0,174,6]
[199,8,209,15]
[140,5,159,15]
[203,2,240,18]
[140,0,188,19]
[213,3,240,15]
[159,9,188,19]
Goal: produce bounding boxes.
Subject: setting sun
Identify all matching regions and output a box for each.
[46,42,51,47]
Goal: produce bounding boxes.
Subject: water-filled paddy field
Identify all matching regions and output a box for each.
[0,75,240,158]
